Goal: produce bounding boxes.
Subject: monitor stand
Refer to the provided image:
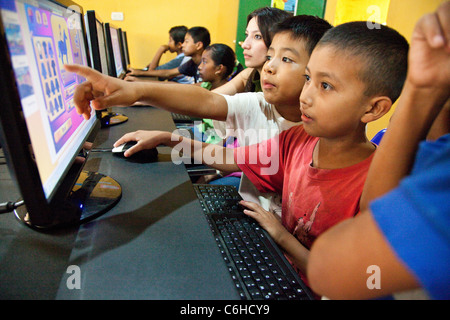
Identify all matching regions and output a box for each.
[14,171,121,230]
[100,110,128,128]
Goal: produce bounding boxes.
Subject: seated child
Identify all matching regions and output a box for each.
[195,43,239,144]
[127,26,210,83]
[143,25,194,84]
[108,20,409,290]
[307,2,450,300]
[197,43,237,91]
[183,37,255,186]
[188,43,242,188]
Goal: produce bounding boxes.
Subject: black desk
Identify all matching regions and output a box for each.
[0,106,239,299]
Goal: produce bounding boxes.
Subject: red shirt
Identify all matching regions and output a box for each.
[234,125,374,249]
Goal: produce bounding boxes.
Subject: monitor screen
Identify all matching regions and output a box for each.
[96,18,108,74]
[0,0,119,229]
[108,24,123,77]
[84,10,108,75]
[119,28,130,68]
[0,0,96,199]
[123,31,130,66]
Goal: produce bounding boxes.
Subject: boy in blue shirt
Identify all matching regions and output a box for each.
[127,26,210,83]
[142,25,194,84]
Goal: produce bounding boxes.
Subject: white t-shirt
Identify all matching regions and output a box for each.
[212,92,301,215]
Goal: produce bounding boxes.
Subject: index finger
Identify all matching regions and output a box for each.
[64,64,103,82]
[72,81,93,119]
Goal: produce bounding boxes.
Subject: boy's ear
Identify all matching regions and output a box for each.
[195,41,204,51]
[361,96,392,123]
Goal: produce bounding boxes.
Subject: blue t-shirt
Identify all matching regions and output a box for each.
[178,59,200,83]
[156,53,194,84]
[370,133,450,299]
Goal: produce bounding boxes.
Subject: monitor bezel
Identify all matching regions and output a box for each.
[104,22,125,78]
[123,31,130,67]
[85,10,105,73]
[118,28,129,70]
[0,0,101,228]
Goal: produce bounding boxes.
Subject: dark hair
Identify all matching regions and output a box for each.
[169,26,188,44]
[244,7,291,92]
[205,44,236,79]
[247,7,291,48]
[318,21,409,103]
[271,15,333,55]
[187,26,211,48]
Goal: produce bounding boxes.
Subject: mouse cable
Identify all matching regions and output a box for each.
[0,200,25,214]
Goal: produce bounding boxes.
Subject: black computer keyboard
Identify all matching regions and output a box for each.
[193,184,314,300]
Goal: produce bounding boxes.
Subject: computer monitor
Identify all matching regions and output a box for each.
[118,28,130,70]
[84,10,108,75]
[123,31,130,67]
[84,10,127,128]
[0,0,122,230]
[104,22,124,79]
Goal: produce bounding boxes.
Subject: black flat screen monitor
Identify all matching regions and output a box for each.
[123,30,130,67]
[85,11,127,127]
[118,28,129,69]
[84,10,108,75]
[104,22,124,79]
[0,0,121,230]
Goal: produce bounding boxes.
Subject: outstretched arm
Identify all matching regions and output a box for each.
[127,66,181,78]
[64,64,228,121]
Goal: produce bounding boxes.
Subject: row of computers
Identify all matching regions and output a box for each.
[85,7,130,128]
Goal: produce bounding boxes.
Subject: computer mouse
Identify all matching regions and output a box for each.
[112,141,158,163]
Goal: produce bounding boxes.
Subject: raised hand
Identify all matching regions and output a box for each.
[407,1,450,92]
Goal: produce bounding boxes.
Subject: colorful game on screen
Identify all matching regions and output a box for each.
[1,0,88,154]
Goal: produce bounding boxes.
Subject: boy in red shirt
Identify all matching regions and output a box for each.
[307,2,450,300]
[227,22,409,284]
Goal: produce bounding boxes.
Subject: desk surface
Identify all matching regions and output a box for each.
[0,106,239,299]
